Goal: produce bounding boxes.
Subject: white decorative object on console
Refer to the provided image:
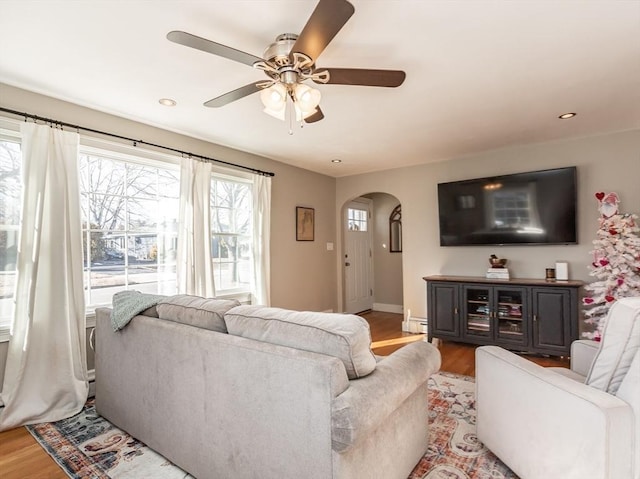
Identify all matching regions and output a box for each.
[556,261,569,280]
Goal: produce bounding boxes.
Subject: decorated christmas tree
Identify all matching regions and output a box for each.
[582,192,640,339]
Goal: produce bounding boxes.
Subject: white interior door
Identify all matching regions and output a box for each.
[344,199,373,313]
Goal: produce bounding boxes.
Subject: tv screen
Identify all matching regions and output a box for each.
[438,167,577,246]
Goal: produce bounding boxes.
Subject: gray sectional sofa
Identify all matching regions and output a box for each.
[95,294,441,479]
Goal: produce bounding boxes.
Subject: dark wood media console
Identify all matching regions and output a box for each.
[424,275,584,356]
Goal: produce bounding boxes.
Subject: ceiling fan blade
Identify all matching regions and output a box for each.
[167,31,263,67]
[304,107,325,123]
[313,68,406,87]
[204,82,264,107]
[290,0,355,63]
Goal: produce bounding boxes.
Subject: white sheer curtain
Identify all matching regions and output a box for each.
[177,157,216,297]
[252,174,271,305]
[0,122,87,431]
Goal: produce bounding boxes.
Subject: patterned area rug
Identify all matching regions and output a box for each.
[27,401,193,478]
[410,372,518,479]
[27,372,517,479]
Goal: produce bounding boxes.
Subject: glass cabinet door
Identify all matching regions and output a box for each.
[463,286,492,338]
[495,288,527,345]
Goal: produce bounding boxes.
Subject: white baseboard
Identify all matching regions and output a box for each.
[402,316,428,334]
[372,303,403,314]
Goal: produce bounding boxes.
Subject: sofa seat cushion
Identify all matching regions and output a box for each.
[156,294,240,333]
[586,297,640,394]
[224,305,377,379]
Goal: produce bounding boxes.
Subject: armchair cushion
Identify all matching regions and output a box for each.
[586,297,640,394]
[570,339,599,378]
[615,349,640,477]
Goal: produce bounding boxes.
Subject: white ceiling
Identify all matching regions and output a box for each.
[1,1,639,177]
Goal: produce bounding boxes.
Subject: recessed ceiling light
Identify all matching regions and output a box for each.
[331,159,342,163]
[159,98,177,107]
[558,112,576,119]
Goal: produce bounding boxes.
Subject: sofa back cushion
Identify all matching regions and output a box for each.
[156,295,240,333]
[586,297,640,394]
[224,305,377,379]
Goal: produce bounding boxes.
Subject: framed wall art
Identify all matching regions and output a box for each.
[296,207,315,241]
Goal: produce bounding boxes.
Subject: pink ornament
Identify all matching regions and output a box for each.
[599,259,609,266]
[595,192,605,201]
[584,297,594,304]
[617,278,624,286]
[605,295,615,302]
[609,228,618,235]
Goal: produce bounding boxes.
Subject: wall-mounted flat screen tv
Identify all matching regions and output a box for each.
[438,166,577,246]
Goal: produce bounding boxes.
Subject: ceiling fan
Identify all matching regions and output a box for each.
[167,0,406,125]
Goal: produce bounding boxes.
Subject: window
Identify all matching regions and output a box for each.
[80,151,180,309]
[211,176,253,293]
[0,121,260,328]
[347,207,368,232]
[0,138,21,331]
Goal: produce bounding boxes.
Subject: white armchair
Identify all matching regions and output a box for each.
[476,297,640,479]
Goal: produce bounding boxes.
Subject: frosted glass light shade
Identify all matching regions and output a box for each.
[298,106,318,120]
[263,106,286,121]
[260,83,287,111]
[293,84,321,113]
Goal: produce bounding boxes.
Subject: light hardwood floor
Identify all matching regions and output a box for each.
[363,310,569,376]
[0,310,569,478]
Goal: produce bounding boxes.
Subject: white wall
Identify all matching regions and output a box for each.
[336,129,640,320]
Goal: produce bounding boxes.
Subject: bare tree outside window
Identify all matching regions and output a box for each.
[211,178,253,292]
[0,138,256,321]
[80,154,180,308]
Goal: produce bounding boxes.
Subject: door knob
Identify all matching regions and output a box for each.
[345,262,351,266]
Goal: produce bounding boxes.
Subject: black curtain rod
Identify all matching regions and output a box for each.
[0,106,275,177]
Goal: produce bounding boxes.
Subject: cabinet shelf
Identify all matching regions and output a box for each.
[499,330,524,337]
[425,275,583,357]
[468,325,491,332]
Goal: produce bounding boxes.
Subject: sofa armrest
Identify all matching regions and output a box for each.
[476,346,633,479]
[570,339,600,377]
[331,341,441,452]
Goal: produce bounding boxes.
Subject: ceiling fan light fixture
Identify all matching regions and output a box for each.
[299,106,318,120]
[263,106,286,121]
[260,83,287,111]
[293,83,321,113]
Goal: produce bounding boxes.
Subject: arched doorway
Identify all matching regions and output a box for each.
[341,193,403,314]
